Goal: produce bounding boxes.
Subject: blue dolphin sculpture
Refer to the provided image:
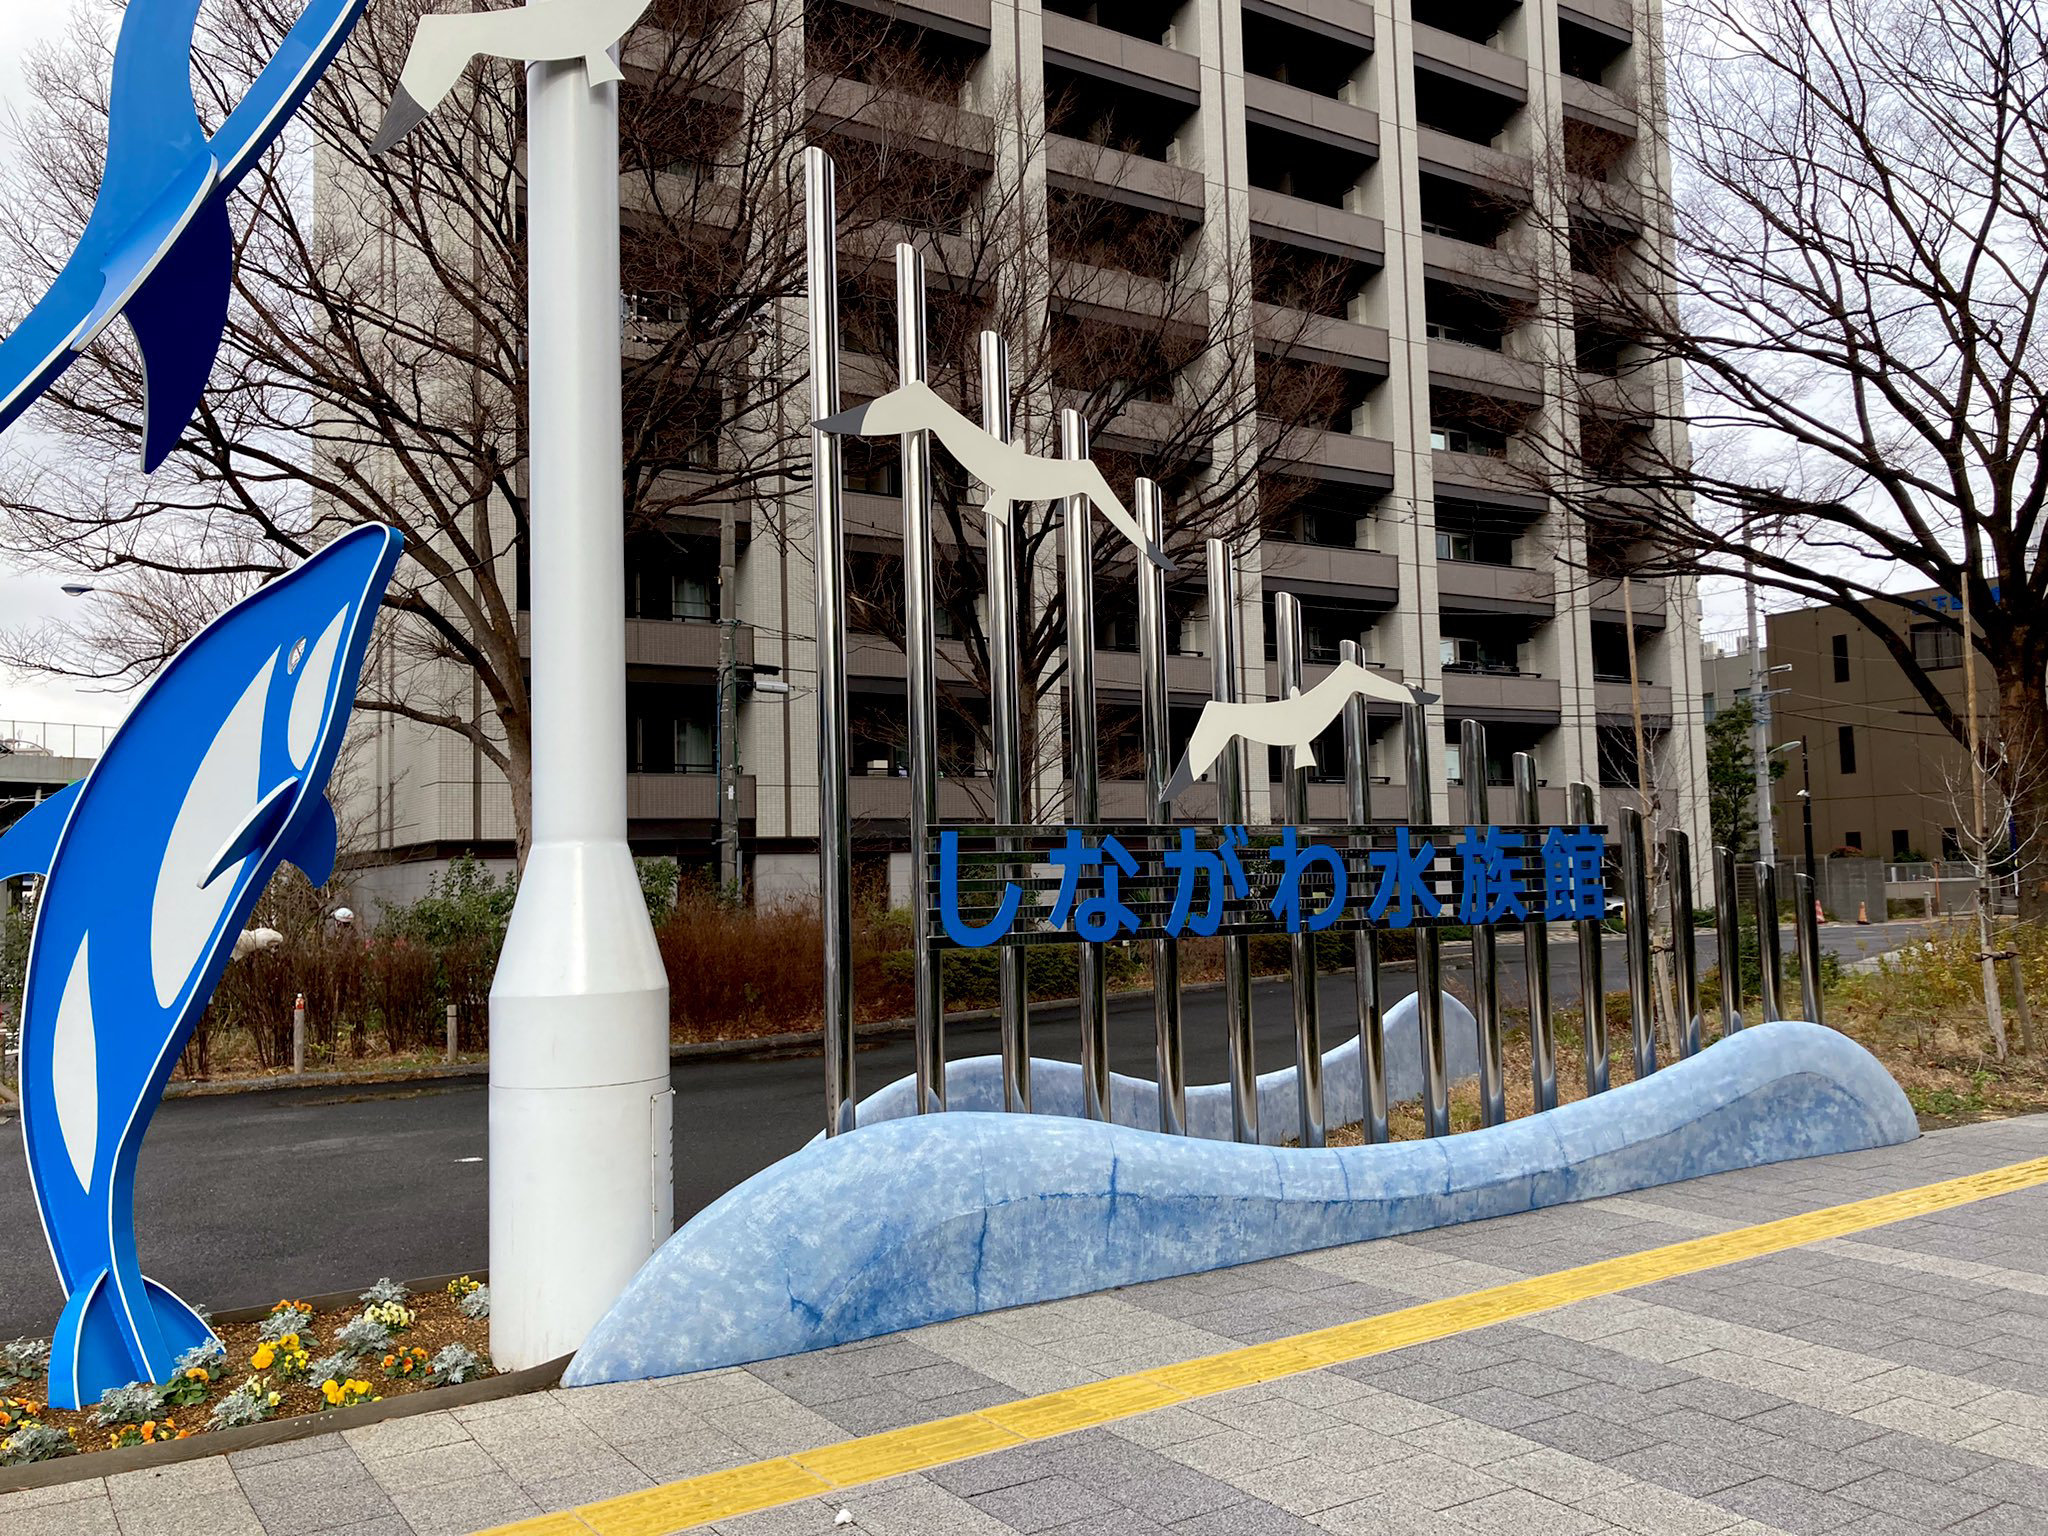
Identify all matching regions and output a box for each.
[0,0,367,471]
[9,523,402,1410]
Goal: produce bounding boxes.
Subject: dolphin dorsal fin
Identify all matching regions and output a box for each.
[0,781,81,881]
[283,797,339,889]
[200,778,301,888]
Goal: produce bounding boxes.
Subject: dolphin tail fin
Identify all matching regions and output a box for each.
[125,191,232,473]
[586,50,625,87]
[283,797,340,887]
[47,1269,131,1411]
[0,780,80,880]
[1161,753,1198,805]
[47,1268,217,1410]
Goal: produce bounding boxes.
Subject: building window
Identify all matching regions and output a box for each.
[675,718,714,774]
[1703,692,1716,722]
[1832,634,1850,683]
[1942,827,1962,860]
[1843,830,1862,851]
[1837,724,1856,774]
[1910,622,1963,670]
[671,571,713,621]
[1892,829,1911,859]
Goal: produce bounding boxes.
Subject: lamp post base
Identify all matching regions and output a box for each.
[488,839,670,1371]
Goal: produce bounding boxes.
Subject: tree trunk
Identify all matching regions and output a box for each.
[503,719,535,872]
[2001,662,2048,925]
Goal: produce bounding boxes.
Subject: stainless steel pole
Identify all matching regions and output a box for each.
[1462,718,1505,1127]
[1620,806,1656,1079]
[1514,751,1556,1112]
[1756,861,1783,1022]
[810,151,856,1137]
[897,244,944,1114]
[1341,640,1387,1143]
[982,332,1030,1114]
[1275,593,1325,1148]
[1207,537,1257,1143]
[1407,704,1449,1138]
[1669,829,1700,1058]
[1138,480,1185,1135]
[1570,780,1609,1095]
[1063,410,1109,1123]
[1714,843,1742,1036]
[1795,870,1825,1026]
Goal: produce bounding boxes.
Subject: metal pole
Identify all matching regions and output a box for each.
[1407,704,1449,1138]
[292,992,306,1076]
[1462,719,1505,1126]
[1669,830,1700,1057]
[1795,871,1825,1026]
[445,1001,459,1065]
[1063,410,1110,1123]
[1748,564,1776,868]
[1342,640,1387,1143]
[1207,537,1257,1143]
[488,47,673,1370]
[1275,593,1325,1148]
[808,151,857,1137]
[897,244,944,1114]
[1801,736,1818,912]
[1138,479,1185,1135]
[1620,806,1656,1079]
[1713,843,1742,1035]
[1515,752,1556,1112]
[1570,780,1608,1095]
[982,332,1031,1115]
[1755,860,1783,1021]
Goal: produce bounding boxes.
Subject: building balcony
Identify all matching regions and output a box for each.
[1429,448,1548,513]
[832,0,993,43]
[1043,11,1199,102]
[1440,668,1562,721]
[1411,22,1530,100]
[849,774,1001,823]
[628,772,756,822]
[1257,303,1388,374]
[1595,677,1673,723]
[1426,338,1544,407]
[1560,72,1638,138]
[1243,74,1379,158]
[519,613,751,674]
[1416,127,1533,198]
[1248,187,1385,263]
[1264,779,1416,823]
[1435,559,1554,616]
[1102,779,1221,822]
[1046,133,1203,219]
[1433,781,1572,826]
[1420,233,1537,303]
[1587,575,1667,628]
[1095,647,1215,701]
[1241,0,1373,50]
[1281,426,1396,490]
[848,634,985,686]
[1261,538,1399,604]
[1559,0,1634,48]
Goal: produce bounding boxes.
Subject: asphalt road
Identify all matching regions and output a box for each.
[0,921,1932,1339]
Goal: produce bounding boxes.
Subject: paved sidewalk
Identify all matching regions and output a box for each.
[10,1116,2048,1536]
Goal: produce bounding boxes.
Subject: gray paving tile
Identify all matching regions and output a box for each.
[970,1474,1120,1534]
[386,1473,544,1536]
[1743,1403,1888,1452]
[1845,1428,1999,1482]
[1834,1468,1999,1529]
[1607,1443,1753,1498]
[1952,1504,2048,1535]
[1165,1499,1321,1535]
[1705,1477,1871,1535]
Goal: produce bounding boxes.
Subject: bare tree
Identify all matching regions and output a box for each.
[1506,0,2048,921]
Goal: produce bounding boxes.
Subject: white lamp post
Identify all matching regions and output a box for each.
[486,35,672,1371]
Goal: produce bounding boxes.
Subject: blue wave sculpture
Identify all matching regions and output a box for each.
[850,991,1482,1145]
[0,0,367,470]
[567,1021,1916,1387]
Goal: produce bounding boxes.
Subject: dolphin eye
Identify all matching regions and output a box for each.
[288,638,307,672]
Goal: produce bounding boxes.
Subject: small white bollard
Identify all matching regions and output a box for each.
[292,992,306,1076]
[446,1002,459,1064]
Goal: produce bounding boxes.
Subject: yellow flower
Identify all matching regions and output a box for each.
[251,1346,275,1370]
[185,1366,209,1382]
[265,1392,280,1407]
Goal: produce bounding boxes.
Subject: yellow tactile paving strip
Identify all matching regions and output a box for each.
[479,1155,2048,1536]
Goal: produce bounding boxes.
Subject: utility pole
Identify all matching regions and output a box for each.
[1800,734,1817,897]
[1747,567,1775,867]
[717,504,741,894]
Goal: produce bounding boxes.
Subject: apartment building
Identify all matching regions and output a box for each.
[340,0,1709,909]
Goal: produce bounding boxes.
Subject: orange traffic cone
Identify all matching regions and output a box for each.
[1815,898,1826,926]
[1857,901,1870,925]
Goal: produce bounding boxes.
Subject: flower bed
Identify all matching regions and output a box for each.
[0,1276,493,1468]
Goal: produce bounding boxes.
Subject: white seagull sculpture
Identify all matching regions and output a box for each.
[1162,659,1433,802]
[372,0,653,155]
[817,382,1177,573]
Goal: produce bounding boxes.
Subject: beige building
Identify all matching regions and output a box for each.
[335,0,1709,908]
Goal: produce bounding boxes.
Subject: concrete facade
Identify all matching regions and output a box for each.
[328,0,1709,902]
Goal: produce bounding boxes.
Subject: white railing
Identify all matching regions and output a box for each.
[0,720,117,760]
